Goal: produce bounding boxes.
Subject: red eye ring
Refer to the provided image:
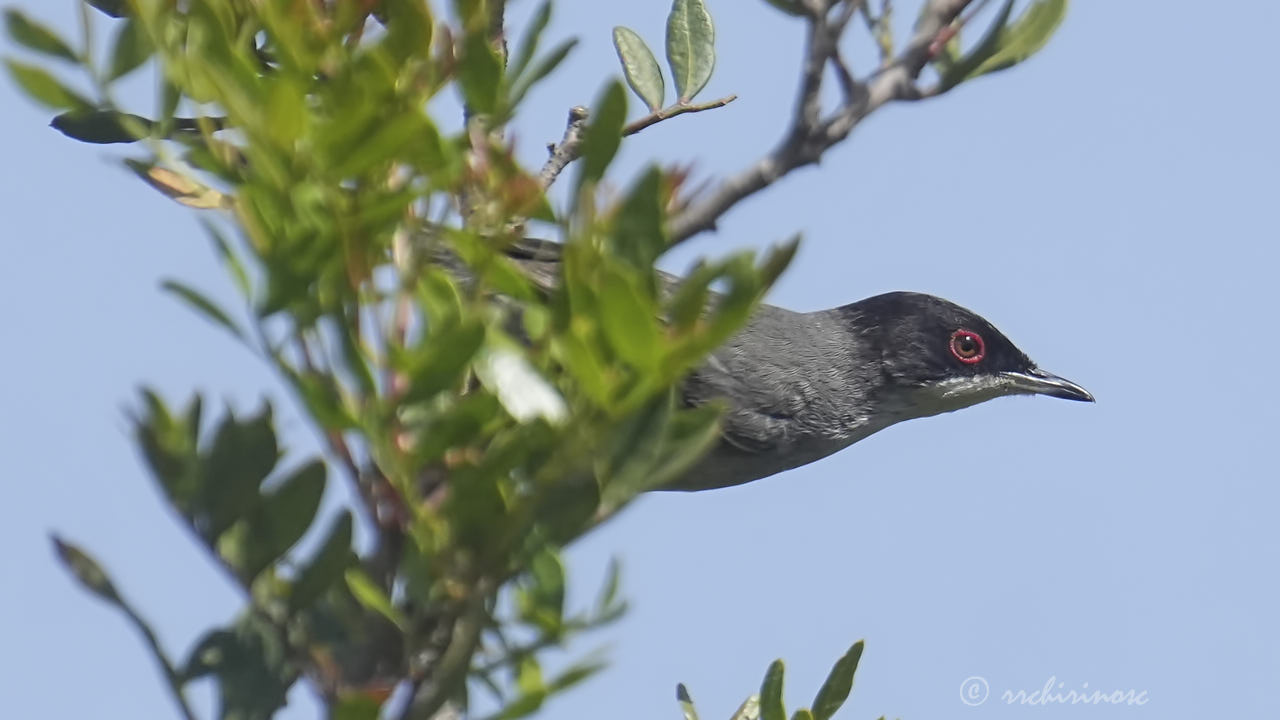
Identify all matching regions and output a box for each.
[949,329,985,364]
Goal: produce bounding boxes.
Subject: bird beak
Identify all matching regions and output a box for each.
[1002,368,1095,402]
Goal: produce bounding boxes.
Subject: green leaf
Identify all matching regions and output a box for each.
[4,59,91,110]
[760,660,786,720]
[598,269,662,371]
[50,109,151,143]
[328,109,437,178]
[669,239,795,368]
[665,259,718,332]
[183,394,203,447]
[649,404,722,487]
[791,711,814,720]
[181,615,292,718]
[400,319,485,402]
[496,686,547,720]
[731,695,762,720]
[595,557,624,616]
[811,641,864,720]
[506,38,578,112]
[666,0,716,102]
[612,27,664,111]
[5,10,78,62]
[202,220,252,299]
[333,693,383,720]
[615,166,667,270]
[133,390,203,513]
[335,321,377,395]
[345,568,408,631]
[289,510,353,612]
[452,0,487,29]
[760,0,805,17]
[107,19,154,80]
[490,653,608,717]
[973,0,1068,77]
[51,536,119,602]
[597,390,686,509]
[415,265,465,324]
[159,76,181,121]
[285,368,358,431]
[458,30,504,115]
[555,327,613,407]
[677,683,701,720]
[85,0,129,18]
[126,159,225,208]
[382,0,434,62]
[402,392,500,470]
[516,656,545,704]
[229,460,327,581]
[519,547,566,633]
[510,1,552,80]
[546,656,608,693]
[940,0,1067,89]
[939,0,1014,88]
[198,404,278,539]
[52,533,189,707]
[179,629,230,681]
[161,279,245,340]
[575,80,627,193]
[758,235,800,288]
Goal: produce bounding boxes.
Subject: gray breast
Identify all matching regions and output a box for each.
[668,306,886,491]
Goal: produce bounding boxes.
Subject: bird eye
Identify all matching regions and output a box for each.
[949,329,985,364]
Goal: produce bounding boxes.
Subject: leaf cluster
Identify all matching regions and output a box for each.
[6,1,786,718]
[5,0,1070,719]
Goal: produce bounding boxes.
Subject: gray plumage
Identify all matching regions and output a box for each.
[443,237,1093,492]
[675,304,882,489]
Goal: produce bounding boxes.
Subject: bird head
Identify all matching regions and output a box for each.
[847,292,1093,420]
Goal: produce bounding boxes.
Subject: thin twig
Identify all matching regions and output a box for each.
[928,0,993,58]
[489,0,508,65]
[400,580,493,720]
[831,0,862,39]
[299,333,374,520]
[666,0,973,245]
[537,106,589,189]
[538,95,738,190]
[250,313,381,538]
[793,19,829,134]
[119,603,199,720]
[861,0,895,65]
[623,94,738,136]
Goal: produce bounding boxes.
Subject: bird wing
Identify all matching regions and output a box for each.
[462,236,799,454]
[681,342,807,455]
[505,235,687,293]
[504,235,793,445]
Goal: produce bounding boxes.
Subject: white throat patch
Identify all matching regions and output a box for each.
[889,374,1028,423]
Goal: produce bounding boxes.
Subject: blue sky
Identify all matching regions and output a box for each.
[2,1,1277,718]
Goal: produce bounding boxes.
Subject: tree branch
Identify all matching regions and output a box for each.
[666,0,973,245]
[400,580,493,720]
[538,96,737,190]
[119,601,199,720]
[538,105,589,189]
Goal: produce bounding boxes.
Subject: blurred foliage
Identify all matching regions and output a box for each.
[674,642,870,720]
[5,0,1064,718]
[933,0,1068,90]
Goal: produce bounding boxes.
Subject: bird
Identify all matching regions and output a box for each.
[461,237,1093,492]
[671,289,1093,490]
